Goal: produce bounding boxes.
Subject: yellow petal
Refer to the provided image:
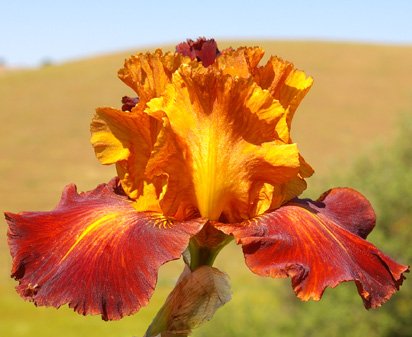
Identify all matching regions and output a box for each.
[90,107,162,200]
[132,181,164,213]
[91,106,198,218]
[252,152,314,214]
[91,48,314,220]
[90,110,130,164]
[146,64,301,221]
[255,56,314,142]
[144,116,198,218]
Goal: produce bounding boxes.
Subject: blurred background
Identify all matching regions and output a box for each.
[1,1,411,336]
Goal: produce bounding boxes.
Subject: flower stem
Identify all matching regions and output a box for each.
[188,235,232,270]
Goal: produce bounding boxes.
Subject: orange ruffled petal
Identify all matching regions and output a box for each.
[216,188,409,308]
[213,47,313,143]
[92,45,314,220]
[147,63,301,221]
[214,47,265,78]
[118,50,188,105]
[91,107,162,201]
[91,107,197,218]
[6,179,204,320]
[216,48,315,206]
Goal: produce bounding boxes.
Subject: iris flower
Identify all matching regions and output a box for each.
[5,38,408,334]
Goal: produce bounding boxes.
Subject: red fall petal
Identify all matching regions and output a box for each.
[5,179,204,320]
[216,188,409,308]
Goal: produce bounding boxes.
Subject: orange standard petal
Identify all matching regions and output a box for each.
[90,107,163,203]
[213,46,314,143]
[6,179,205,320]
[91,106,197,218]
[216,188,409,308]
[146,63,302,222]
[91,42,315,221]
[118,49,189,105]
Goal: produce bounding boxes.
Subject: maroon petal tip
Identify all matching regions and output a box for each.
[176,37,220,67]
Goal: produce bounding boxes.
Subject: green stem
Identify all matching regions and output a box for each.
[146,235,233,336]
[188,236,233,270]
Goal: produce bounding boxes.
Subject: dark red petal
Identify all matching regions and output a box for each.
[176,37,220,67]
[5,179,204,320]
[176,40,195,59]
[305,187,376,238]
[216,188,409,308]
[121,95,139,111]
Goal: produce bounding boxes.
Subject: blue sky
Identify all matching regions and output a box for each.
[2,0,412,67]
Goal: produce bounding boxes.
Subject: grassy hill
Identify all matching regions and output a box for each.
[1,40,412,337]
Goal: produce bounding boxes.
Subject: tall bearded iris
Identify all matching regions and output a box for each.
[5,38,408,335]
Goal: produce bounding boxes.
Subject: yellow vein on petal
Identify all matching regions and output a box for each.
[60,213,119,263]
